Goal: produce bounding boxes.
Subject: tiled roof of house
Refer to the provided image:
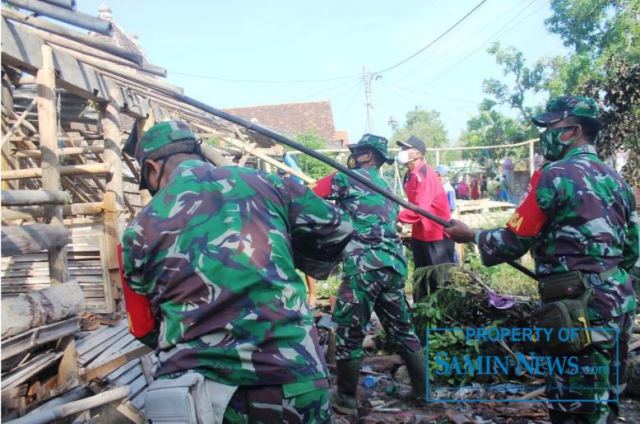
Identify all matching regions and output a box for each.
[224,101,337,142]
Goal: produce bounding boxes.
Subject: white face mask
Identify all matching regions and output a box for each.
[396,149,415,165]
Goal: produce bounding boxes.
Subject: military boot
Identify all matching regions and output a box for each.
[401,350,427,401]
[330,359,360,415]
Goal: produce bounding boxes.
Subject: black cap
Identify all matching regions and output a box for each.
[396,135,426,155]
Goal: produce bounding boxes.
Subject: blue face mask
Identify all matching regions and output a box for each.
[540,127,576,161]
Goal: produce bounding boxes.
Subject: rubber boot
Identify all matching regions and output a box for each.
[401,350,427,401]
[330,359,360,415]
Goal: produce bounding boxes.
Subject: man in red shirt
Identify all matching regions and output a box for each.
[397,136,456,292]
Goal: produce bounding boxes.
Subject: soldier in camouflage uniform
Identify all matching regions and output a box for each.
[446,96,639,424]
[312,134,425,415]
[122,121,354,423]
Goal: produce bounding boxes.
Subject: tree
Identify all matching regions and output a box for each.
[460,100,537,172]
[390,108,449,164]
[482,42,549,121]
[291,132,334,180]
[545,0,640,185]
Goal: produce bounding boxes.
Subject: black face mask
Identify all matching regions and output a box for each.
[347,154,359,169]
[143,158,169,196]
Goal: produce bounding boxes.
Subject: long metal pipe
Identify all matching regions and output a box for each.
[172,93,538,280]
[39,0,75,10]
[4,0,112,35]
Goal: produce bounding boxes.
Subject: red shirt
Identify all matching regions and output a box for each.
[399,160,451,242]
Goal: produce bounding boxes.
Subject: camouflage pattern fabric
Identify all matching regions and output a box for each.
[319,168,407,277]
[532,96,601,127]
[223,380,331,424]
[475,144,638,422]
[333,268,422,361]
[546,312,632,424]
[478,145,638,320]
[347,133,395,163]
[122,159,353,387]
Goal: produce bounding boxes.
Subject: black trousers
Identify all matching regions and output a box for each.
[410,238,456,292]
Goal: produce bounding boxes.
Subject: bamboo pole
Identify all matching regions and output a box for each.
[1,163,111,180]
[37,44,68,284]
[1,99,36,147]
[13,145,105,159]
[1,202,103,221]
[5,386,130,424]
[101,93,124,313]
[224,137,315,184]
[1,189,71,206]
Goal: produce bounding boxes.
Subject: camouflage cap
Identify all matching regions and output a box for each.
[348,133,394,164]
[135,121,200,190]
[531,96,602,128]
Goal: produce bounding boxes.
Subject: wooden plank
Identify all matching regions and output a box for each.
[1,351,62,390]
[91,333,136,365]
[117,400,145,424]
[78,328,130,365]
[1,317,79,361]
[75,321,127,356]
[81,345,151,382]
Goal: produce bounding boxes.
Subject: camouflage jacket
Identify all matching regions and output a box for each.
[477,145,639,318]
[122,159,353,386]
[313,168,407,277]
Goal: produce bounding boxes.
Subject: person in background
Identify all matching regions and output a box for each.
[480,174,488,198]
[396,135,456,293]
[471,175,480,200]
[457,177,469,200]
[436,165,456,213]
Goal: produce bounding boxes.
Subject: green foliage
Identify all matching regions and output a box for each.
[390,108,449,164]
[482,42,549,121]
[459,101,537,168]
[291,132,334,180]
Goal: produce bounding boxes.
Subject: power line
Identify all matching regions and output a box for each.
[169,70,358,84]
[374,0,489,74]
[415,0,542,90]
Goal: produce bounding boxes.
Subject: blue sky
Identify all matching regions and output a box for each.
[77,0,568,144]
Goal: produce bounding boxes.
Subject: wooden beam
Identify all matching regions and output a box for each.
[5,386,130,424]
[1,281,84,339]
[224,137,315,184]
[1,17,115,104]
[1,201,102,221]
[1,8,144,66]
[1,99,36,147]
[1,190,71,206]
[37,44,67,284]
[1,163,111,180]
[13,145,105,159]
[1,223,70,257]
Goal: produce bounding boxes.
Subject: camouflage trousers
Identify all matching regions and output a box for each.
[545,311,633,424]
[333,267,422,361]
[223,380,331,423]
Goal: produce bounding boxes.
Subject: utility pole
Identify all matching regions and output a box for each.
[362,66,379,133]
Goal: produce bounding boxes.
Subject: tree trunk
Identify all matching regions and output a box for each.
[1,281,85,339]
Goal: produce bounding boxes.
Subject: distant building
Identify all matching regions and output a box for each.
[224,101,348,148]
